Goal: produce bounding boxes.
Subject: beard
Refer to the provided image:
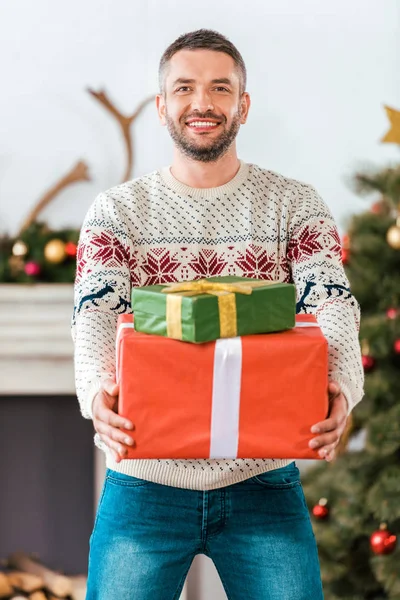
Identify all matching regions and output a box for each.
[165,108,242,163]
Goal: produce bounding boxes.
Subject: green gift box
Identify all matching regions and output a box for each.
[131,276,296,344]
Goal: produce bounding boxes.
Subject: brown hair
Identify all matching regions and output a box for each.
[159,29,247,94]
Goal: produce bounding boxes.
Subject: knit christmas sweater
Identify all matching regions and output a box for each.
[71,160,364,490]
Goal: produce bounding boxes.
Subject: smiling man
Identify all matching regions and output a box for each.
[72,29,364,600]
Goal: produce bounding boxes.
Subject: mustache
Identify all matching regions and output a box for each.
[182,113,225,122]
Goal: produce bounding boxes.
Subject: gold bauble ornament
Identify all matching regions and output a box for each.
[44,239,67,263]
[386,216,400,250]
[12,240,28,257]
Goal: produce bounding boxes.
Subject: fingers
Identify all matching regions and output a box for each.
[94,406,135,460]
[96,419,135,445]
[93,384,134,430]
[311,413,346,435]
[97,402,134,431]
[323,446,336,462]
[309,398,347,458]
[311,391,347,434]
[317,440,337,461]
[92,380,135,461]
[99,433,132,461]
[309,429,341,453]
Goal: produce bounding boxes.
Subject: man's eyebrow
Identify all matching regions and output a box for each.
[210,78,233,85]
[171,78,196,87]
[171,77,234,87]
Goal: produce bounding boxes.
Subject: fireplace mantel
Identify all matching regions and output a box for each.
[0,284,75,395]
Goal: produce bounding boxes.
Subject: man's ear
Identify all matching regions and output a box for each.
[240,92,251,124]
[156,94,167,126]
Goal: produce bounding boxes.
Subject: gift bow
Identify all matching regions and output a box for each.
[161,278,271,340]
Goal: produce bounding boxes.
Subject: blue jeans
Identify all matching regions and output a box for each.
[86,462,324,599]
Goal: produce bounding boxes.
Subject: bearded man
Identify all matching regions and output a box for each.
[72,29,364,600]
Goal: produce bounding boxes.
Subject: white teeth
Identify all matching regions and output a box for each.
[188,121,219,128]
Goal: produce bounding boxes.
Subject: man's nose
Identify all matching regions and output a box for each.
[190,89,214,111]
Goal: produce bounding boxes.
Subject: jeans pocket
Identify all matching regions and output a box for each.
[251,462,301,489]
[90,477,109,540]
[106,469,152,487]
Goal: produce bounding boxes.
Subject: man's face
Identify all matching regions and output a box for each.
[157,49,250,162]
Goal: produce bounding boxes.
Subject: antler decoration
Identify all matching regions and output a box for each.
[87,88,155,183]
[18,160,91,236]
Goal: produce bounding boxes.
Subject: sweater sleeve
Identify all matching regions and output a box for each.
[287,182,364,416]
[71,192,133,420]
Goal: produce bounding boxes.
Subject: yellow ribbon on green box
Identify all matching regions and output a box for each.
[161,278,271,340]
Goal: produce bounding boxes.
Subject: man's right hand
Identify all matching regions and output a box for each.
[92,379,135,463]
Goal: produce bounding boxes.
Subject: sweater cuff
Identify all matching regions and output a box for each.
[329,373,355,417]
[83,379,104,420]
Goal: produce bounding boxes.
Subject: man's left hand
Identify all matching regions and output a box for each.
[309,381,348,462]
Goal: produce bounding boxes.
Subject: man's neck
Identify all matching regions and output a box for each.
[170,148,241,189]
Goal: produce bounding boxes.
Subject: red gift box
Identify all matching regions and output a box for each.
[116,314,329,459]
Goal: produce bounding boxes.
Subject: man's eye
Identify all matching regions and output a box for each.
[176,87,191,92]
[214,87,229,92]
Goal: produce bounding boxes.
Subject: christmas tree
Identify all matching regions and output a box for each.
[302,107,400,599]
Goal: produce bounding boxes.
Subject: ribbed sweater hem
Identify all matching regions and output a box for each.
[104,455,294,490]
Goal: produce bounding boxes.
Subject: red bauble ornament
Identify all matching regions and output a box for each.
[342,234,350,250]
[371,200,384,214]
[341,248,350,265]
[394,339,400,354]
[312,498,329,520]
[24,261,41,276]
[65,241,78,257]
[362,354,376,372]
[386,307,398,320]
[370,524,397,555]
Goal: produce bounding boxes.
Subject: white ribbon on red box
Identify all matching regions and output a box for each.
[116,321,134,384]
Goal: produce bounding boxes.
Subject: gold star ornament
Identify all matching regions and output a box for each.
[381,105,400,144]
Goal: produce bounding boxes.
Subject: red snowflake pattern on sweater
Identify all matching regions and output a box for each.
[235,244,276,279]
[140,248,181,285]
[91,231,128,267]
[287,224,324,263]
[188,249,228,277]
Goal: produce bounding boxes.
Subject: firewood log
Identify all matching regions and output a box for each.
[7,571,43,593]
[7,553,72,598]
[29,591,47,600]
[0,572,13,597]
[69,574,87,600]
[47,574,87,600]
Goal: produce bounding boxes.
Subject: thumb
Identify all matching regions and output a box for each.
[328,381,341,396]
[103,378,119,396]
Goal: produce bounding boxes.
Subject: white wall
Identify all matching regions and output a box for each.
[1,1,399,598]
[1,0,399,238]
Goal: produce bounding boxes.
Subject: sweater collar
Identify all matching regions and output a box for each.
[158,160,250,200]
